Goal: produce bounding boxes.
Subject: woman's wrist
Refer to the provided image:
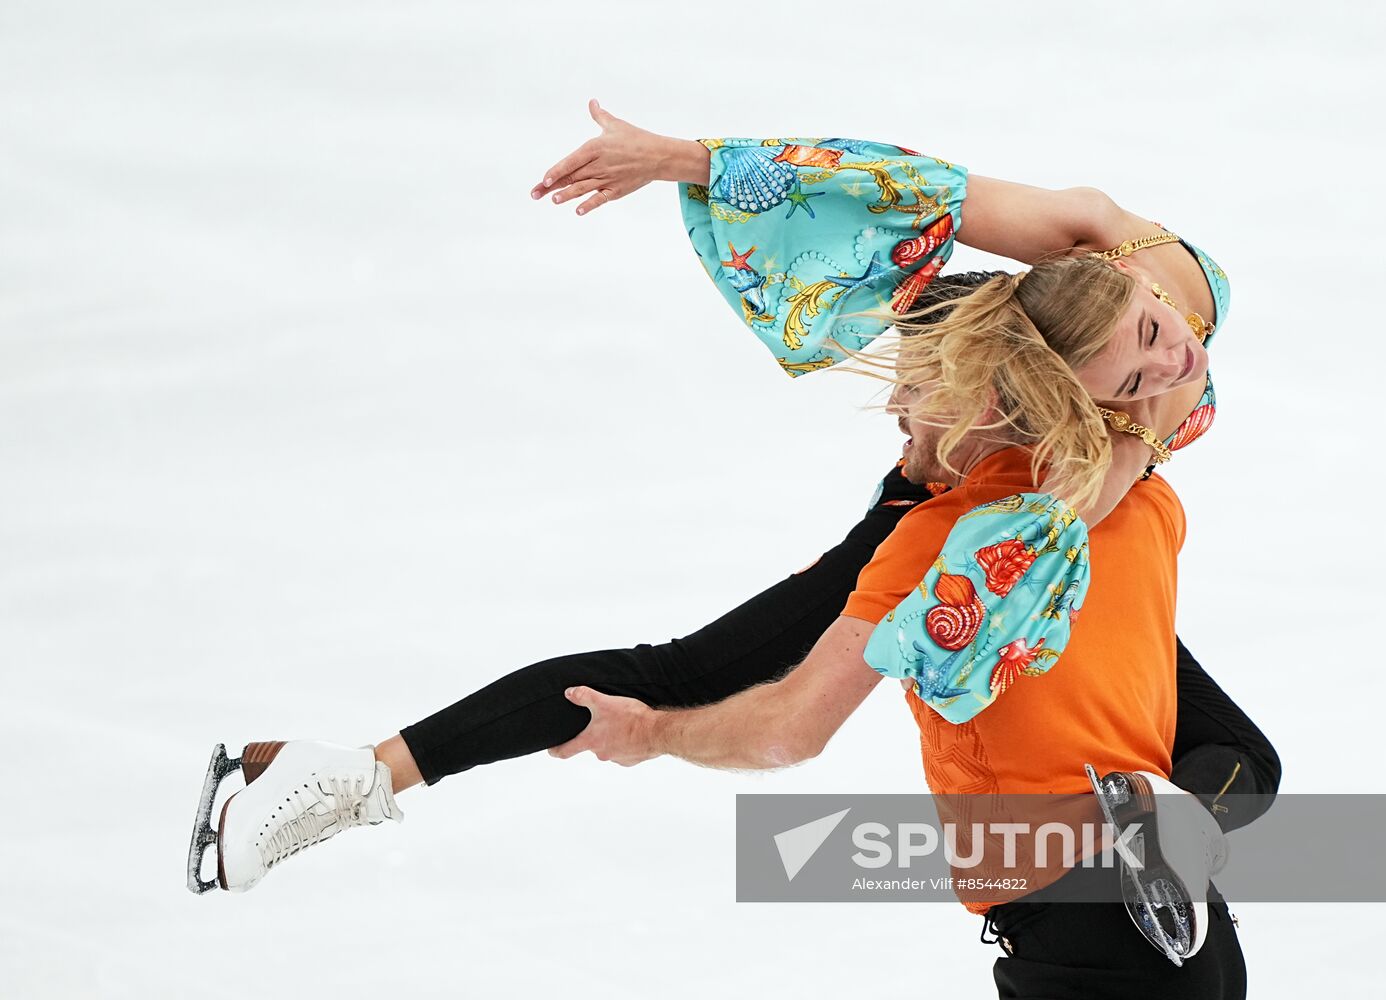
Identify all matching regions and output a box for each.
[659,137,712,185]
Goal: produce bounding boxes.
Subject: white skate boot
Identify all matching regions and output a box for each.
[186,740,403,894]
[1085,764,1229,966]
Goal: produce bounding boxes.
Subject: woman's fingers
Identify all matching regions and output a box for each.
[576,188,615,216]
[551,176,607,205]
[533,141,597,195]
[535,164,595,199]
[588,97,616,129]
[532,167,594,200]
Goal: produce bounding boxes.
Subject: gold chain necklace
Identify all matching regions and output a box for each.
[1097,232,1214,343]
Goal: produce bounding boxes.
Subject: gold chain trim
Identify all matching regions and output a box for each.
[1096,407,1172,464]
[1098,234,1215,343]
[1096,233,1183,260]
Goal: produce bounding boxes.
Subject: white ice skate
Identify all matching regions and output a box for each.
[1085,764,1229,967]
[186,740,403,894]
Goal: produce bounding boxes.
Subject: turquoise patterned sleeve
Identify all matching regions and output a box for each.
[678,138,967,377]
[863,494,1091,725]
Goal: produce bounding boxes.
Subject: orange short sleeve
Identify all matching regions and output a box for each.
[841,504,951,624]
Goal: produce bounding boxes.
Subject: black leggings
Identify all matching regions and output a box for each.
[400,465,1280,823]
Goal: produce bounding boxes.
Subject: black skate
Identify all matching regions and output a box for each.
[1084,763,1229,966]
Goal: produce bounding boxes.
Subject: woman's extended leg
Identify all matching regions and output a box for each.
[201,468,1282,898]
[382,465,932,790]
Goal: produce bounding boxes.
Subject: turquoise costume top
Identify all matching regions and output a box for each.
[679,135,1229,724]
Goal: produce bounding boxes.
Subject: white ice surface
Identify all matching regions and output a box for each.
[1,1,1382,996]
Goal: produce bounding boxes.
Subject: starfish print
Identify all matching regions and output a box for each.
[962,554,981,576]
[783,182,825,219]
[1019,574,1048,596]
[761,254,779,273]
[840,180,866,198]
[822,252,886,291]
[721,242,757,272]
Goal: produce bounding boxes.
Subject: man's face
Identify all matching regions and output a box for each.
[886,380,954,487]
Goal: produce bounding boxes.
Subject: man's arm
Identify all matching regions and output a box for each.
[548,616,882,770]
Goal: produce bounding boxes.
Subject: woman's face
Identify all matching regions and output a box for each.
[1075,285,1209,404]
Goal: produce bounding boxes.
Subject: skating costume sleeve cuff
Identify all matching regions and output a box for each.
[862,493,1090,724]
[678,138,967,378]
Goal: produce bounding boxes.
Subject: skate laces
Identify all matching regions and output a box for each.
[259,774,372,871]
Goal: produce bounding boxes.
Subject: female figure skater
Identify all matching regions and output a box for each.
[187,102,1276,993]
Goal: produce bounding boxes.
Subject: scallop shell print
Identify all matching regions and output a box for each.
[714,146,800,214]
[1168,402,1215,452]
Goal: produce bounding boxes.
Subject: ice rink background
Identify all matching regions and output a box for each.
[2,1,1382,996]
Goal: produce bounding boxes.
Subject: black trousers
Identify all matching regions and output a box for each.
[988,866,1246,999]
[398,465,930,780]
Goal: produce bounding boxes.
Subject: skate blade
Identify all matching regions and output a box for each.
[1084,763,1186,967]
[186,744,242,895]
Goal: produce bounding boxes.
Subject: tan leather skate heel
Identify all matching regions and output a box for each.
[216,799,232,890]
[1113,771,1157,825]
[242,741,287,784]
[213,741,285,890]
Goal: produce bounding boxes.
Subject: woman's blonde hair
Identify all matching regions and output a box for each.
[858,255,1135,509]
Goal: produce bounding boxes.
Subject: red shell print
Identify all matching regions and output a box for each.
[926,603,985,651]
[926,573,986,650]
[891,258,944,313]
[989,638,1046,695]
[934,573,977,607]
[975,539,1037,597]
[1168,403,1216,452]
[772,144,844,169]
[890,214,955,267]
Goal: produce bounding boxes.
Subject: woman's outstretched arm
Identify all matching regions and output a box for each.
[532,100,1133,264]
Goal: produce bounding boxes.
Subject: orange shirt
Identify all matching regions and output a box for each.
[843,446,1184,796]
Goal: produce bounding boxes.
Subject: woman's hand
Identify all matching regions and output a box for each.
[529,99,709,215]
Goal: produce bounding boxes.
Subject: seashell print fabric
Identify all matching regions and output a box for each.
[863,493,1090,724]
[1166,375,1217,452]
[679,137,967,377]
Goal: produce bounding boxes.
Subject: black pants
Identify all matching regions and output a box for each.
[987,866,1246,999]
[398,465,930,780]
